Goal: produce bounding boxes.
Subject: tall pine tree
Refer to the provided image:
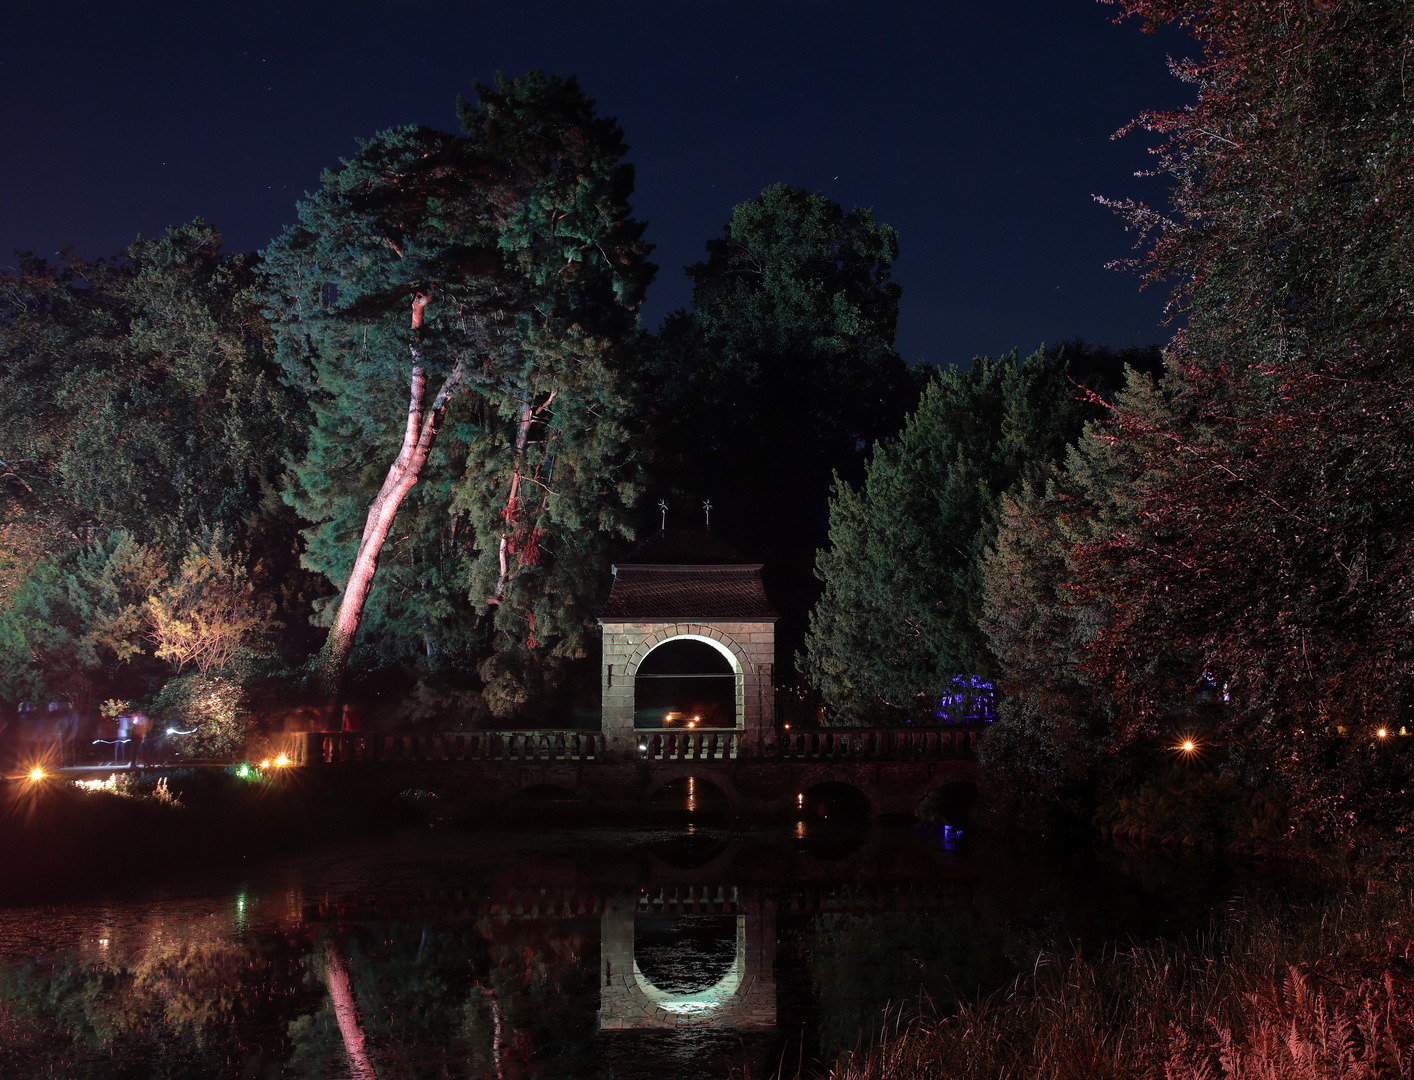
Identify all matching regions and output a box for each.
[264,73,653,710]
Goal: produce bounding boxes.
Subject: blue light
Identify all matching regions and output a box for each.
[933,674,996,724]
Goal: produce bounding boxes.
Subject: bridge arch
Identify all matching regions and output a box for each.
[602,616,774,755]
[920,780,979,825]
[629,627,750,731]
[643,770,738,805]
[639,631,743,674]
[634,636,741,730]
[632,916,746,1018]
[799,780,872,824]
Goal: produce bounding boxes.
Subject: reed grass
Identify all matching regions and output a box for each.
[825,887,1414,1080]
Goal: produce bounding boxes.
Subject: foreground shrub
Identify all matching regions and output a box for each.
[149,672,249,760]
[828,892,1414,1080]
[1095,771,1290,853]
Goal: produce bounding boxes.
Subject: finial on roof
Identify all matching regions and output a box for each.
[658,499,668,531]
[703,499,713,531]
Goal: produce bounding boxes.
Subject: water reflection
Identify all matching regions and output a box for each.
[0,823,1315,1079]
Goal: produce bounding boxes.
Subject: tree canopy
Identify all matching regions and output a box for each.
[979,0,1414,838]
[263,73,654,713]
[804,350,1096,720]
[0,222,296,551]
[646,184,921,653]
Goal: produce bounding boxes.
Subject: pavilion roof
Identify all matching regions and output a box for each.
[598,563,778,623]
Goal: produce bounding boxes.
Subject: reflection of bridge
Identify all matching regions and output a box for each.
[286,724,984,817]
[599,893,775,1030]
[298,830,977,1034]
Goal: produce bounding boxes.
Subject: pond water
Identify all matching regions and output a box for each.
[0,820,1317,1079]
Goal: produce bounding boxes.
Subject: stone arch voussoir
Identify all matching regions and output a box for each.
[628,625,751,732]
[627,624,753,678]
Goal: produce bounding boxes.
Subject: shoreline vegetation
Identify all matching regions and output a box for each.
[818,890,1414,1080]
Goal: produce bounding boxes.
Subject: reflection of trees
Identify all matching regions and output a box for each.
[280,919,603,1079]
[0,931,302,1078]
[458,920,602,1079]
[0,911,605,1079]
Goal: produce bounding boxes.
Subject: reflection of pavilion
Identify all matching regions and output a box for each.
[598,891,776,1031]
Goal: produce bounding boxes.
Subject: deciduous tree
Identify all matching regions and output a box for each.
[646,185,921,652]
[147,534,275,676]
[0,223,296,550]
[1075,0,1414,834]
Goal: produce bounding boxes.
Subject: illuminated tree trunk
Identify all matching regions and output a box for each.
[491,389,557,604]
[316,294,461,701]
[324,946,378,1080]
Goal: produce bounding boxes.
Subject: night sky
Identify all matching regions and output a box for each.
[1,1,1195,369]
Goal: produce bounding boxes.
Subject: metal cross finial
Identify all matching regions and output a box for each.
[658,499,668,531]
[703,499,713,531]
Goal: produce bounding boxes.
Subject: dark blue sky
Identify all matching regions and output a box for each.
[1,1,1194,368]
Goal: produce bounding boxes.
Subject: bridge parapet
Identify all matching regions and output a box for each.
[636,729,740,761]
[296,729,601,765]
[281,724,985,767]
[773,725,984,762]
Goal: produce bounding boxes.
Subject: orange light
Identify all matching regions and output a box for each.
[1377,729,1389,739]
[797,793,804,808]
[783,723,790,730]
[274,753,290,767]
[1180,741,1196,754]
[259,759,271,768]
[27,767,46,782]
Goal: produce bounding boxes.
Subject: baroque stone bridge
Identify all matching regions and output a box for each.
[285,723,984,818]
[284,531,987,818]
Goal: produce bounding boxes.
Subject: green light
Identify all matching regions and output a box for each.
[237,763,251,779]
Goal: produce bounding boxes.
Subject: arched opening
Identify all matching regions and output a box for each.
[648,831,735,871]
[792,782,872,858]
[634,637,739,729]
[918,781,979,827]
[798,781,872,824]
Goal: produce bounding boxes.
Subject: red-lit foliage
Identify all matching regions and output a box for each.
[1065,0,1414,836]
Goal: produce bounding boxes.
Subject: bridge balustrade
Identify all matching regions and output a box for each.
[636,729,740,762]
[290,723,982,766]
[775,725,983,761]
[304,730,600,765]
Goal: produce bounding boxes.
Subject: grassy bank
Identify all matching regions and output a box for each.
[822,887,1414,1080]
